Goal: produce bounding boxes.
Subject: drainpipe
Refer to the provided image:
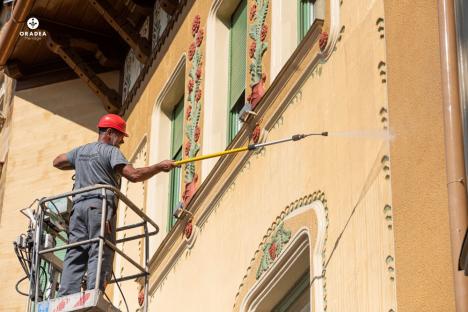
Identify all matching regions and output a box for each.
[0,0,35,68]
[438,0,468,310]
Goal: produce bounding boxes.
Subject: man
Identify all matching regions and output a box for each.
[53,114,177,296]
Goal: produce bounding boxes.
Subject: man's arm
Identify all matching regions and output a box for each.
[53,153,74,170]
[117,160,177,183]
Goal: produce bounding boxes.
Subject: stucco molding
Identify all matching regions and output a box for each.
[319,0,340,60]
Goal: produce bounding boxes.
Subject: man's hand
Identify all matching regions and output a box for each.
[157,160,179,172]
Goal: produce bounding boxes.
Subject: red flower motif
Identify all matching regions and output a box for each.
[138,288,144,306]
[196,67,203,79]
[194,126,201,142]
[261,24,268,41]
[184,220,193,239]
[185,141,191,156]
[249,78,265,109]
[187,80,194,93]
[251,124,261,143]
[319,32,329,51]
[183,175,198,204]
[249,41,256,58]
[188,42,196,61]
[196,28,204,47]
[185,105,192,120]
[249,4,257,21]
[192,15,201,37]
[269,243,277,260]
[195,89,202,102]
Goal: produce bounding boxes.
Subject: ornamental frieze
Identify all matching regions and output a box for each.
[183,14,205,205]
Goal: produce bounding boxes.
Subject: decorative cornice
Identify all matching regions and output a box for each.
[121,0,194,116]
[320,0,340,60]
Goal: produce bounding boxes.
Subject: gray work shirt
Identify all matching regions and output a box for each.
[66,142,129,203]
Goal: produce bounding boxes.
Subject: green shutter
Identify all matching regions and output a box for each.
[228,0,247,142]
[298,0,315,41]
[168,97,184,229]
[228,0,247,109]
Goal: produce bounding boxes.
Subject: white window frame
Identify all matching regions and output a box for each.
[270,0,326,82]
[202,0,244,181]
[148,55,186,250]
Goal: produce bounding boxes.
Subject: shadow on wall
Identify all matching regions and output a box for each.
[14,71,119,131]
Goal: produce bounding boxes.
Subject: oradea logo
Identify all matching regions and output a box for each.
[27,17,39,29]
[20,17,47,40]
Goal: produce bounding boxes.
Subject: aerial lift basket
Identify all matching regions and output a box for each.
[18,184,159,312]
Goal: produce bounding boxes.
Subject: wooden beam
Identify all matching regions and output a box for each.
[69,38,121,68]
[88,0,151,64]
[38,17,127,66]
[15,59,114,91]
[4,61,23,79]
[46,34,122,113]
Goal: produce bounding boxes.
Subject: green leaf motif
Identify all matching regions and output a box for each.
[185,36,204,184]
[249,0,269,87]
[256,223,291,279]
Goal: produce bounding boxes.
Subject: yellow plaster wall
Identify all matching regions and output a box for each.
[116,0,457,310]
[0,72,117,311]
[384,0,456,310]
[120,0,404,310]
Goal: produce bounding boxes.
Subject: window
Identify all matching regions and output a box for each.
[270,0,324,80]
[241,230,312,311]
[237,200,327,312]
[149,55,185,241]
[227,0,247,143]
[168,97,183,229]
[298,0,315,42]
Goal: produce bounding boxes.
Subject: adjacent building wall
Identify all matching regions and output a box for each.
[384,0,456,310]
[0,72,117,311]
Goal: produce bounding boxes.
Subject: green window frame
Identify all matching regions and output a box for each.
[227,0,247,143]
[272,270,310,312]
[168,97,184,229]
[298,0,315,42]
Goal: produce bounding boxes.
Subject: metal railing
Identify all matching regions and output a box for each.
[31,184,159,312]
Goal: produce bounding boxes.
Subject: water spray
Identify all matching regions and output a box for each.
[174,132,329,166]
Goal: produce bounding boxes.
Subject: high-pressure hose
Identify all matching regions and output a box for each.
[175,132,328,166]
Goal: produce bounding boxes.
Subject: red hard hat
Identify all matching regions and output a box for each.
[97,114,129,137]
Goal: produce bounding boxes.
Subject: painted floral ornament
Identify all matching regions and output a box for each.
[319,31,329,51]
[184,218,199,249]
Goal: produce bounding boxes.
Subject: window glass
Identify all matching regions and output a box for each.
[228,0,247,143]
[168,97,184,229]
[298,0,315,41]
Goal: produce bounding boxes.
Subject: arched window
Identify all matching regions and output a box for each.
[234,196,328,312]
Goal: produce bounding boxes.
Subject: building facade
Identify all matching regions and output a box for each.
[0,0,467,311]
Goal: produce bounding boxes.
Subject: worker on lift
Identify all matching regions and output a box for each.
[52,114,177,296]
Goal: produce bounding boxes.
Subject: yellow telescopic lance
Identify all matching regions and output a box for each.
[174,132,328,166]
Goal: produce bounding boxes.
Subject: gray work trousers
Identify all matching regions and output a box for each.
[57,198,116,296]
